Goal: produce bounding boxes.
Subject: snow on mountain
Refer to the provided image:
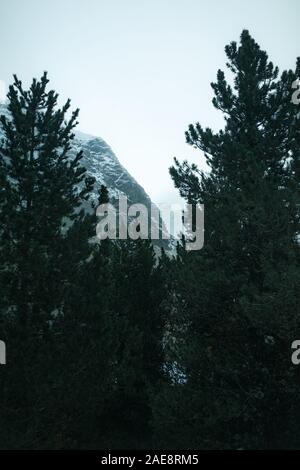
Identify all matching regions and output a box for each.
[0,104,170,248]
[72,130,152,207]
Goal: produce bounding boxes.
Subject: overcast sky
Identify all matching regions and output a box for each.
[0,0,299,204]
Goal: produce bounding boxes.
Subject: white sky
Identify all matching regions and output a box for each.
[0,0,299,205]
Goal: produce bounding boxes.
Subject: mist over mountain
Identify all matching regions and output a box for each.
[0,103,170,248]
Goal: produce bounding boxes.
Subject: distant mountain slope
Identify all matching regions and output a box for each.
[0,104,170,248]
[73,130,153,208]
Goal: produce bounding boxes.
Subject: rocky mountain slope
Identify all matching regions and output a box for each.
[0,104,169,248]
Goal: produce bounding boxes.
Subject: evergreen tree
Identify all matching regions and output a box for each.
[0,73,98,448]
[0,75,166,449]
[105,238,165,448]
[153,30,300,449]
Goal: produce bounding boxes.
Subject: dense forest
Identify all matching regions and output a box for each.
[0,30,299,449]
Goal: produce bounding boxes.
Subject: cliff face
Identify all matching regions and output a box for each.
[72,131,170,248]
[73,130,153,207]
[0,105,170,248]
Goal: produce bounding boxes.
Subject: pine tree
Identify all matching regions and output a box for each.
[103,238,165,448]
[0,73,97,448]
[0,72,95,328]
[153,31,300,449]
[0,74,166,448]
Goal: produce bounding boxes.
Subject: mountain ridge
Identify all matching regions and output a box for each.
[0,103,170,248]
